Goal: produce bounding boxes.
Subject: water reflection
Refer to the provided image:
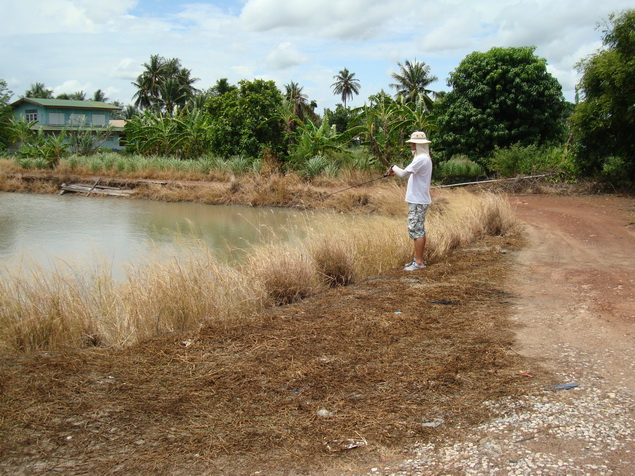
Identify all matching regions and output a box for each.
[0,192,314,279]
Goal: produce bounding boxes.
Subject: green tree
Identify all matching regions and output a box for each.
[92,89,108,102]
[24,82,53,98]
[390,59,438,107]
[350,92,406,166]
[56,91,86,100]
[331,68,360,108]
[0,79,13,149]
[324,104,360,134]
[210,78,237,97]
[570,9,635,181]
[435,46,566,162]
[205,79,284,158]
[132,55,199,115]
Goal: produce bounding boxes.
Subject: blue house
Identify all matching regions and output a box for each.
[11,98,125,151]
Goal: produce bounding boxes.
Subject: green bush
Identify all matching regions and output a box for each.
[601,156,632,187]
[226,155,252,175]
[299,155,329,179]
[488,143,571,177]
[436,155,484,182]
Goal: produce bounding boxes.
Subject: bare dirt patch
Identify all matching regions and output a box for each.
[0,192,633,475]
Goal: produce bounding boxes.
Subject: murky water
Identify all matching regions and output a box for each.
[0,192,318,279]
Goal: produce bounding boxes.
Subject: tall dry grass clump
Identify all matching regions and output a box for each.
[0,190,518,353]
[425,190,518,260]
[0,252,265,353]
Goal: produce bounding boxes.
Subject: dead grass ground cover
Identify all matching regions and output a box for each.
[0,233,542,475]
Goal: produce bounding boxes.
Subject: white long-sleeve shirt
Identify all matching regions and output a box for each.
[392,151,433,205]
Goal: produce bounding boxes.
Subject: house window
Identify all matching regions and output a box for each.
[69,114,86,126]
[49,112,65,126]
[25,109,38,122]
[92,114,106,127]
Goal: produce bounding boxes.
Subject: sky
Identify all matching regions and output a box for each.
[1,0,632,112]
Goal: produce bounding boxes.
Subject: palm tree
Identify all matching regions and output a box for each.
[69,91,86,101]
[132,55,199,114]
[390,59,438,106]
[92,89,108,102]
[132,54,168,110]
[120,104,140,119]
[25,82,53,98]
[158,78,189,116]
[210,78,236,97]
[284,81,310,121]
[331,68,360,108]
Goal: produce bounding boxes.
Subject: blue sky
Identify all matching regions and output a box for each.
[1,0,632,112]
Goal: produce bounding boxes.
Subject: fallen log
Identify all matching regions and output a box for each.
[60,183,133,197]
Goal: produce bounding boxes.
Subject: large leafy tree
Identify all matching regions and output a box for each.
[205,79,284,158]
[570,9,635,180]
[132,54,199,115]
[0,79,14,148]
[331,68,360,108]
[390,59,438,107]
[435,46,565,162]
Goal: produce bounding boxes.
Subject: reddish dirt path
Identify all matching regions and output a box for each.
[510,194,635,392]
[380,193,635,474]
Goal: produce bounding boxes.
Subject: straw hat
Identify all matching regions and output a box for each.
[405,131,431,144]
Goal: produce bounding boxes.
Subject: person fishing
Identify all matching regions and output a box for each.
[387,131,433,271]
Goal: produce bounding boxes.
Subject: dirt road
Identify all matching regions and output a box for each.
[512,194,635,392]
[387,193,635,474]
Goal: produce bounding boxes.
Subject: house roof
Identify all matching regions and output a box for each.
[11,98,122,111]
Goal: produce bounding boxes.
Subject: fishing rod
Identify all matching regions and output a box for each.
[300,172,391,208]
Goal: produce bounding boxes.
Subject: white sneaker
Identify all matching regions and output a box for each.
[404,262,426,271]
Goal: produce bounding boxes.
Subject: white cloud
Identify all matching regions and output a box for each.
[1,0,631,108]
[52,79,93,97]
[265,42,308,69]
[111,58,141,80]
[0,0,138,35]
[240,0,417,40]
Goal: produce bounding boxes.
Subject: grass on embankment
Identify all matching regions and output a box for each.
[0,156,399,212]
[0,189,519,354]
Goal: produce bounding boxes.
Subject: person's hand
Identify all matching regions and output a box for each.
[387,165,396,177]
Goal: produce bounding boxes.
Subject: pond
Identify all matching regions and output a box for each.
[0,192,320,280]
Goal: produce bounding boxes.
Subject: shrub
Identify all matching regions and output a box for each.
[436,155,484,182]
[488,143,571,177]
[300,155,329,179]
[601,156,632,188]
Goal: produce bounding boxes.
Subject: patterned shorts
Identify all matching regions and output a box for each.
[407,203,429,239]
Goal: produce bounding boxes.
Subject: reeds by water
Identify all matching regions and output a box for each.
[0,190,518,353]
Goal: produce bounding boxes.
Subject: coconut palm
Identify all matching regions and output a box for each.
[210,78,236,97]
[56,91,85,101]
[132,55,199,115]
[331,68,360,108]
[132,54,165,109]
[158,78,189,116]
[25,82,53,99]
[284,81,312,122]
[92,89,108,102]
[390,59,438,106]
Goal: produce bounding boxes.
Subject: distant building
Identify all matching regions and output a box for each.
[10,98,126,151]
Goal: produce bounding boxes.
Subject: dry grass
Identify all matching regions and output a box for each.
[0,232,536,474]
[0,189,518,353]
[425,189,519,261]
